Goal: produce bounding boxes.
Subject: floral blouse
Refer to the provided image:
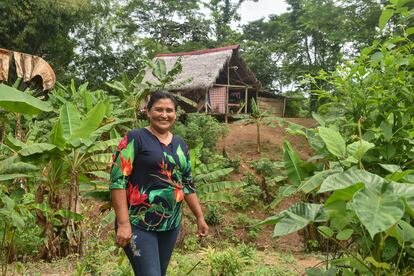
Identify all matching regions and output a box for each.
[109,128,195,231]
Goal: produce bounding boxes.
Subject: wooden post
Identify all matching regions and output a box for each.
[244,87,248,113]
[225,61,230,123]
[225,86,228,123]
[282,97,287,117]
[205,88,208,113]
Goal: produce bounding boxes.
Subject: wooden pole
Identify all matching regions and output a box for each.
[282,97,287,117]
[225,61,230,123]
[225,86,228,123]
[205,88,208,113]
[244,87,248,113]
[213,83,252,89]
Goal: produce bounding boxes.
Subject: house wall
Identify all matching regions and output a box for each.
[257,97,285,117]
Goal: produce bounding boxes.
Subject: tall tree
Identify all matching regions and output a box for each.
[206,0,258,42]
[241,0,382,94]
[69,0,144,88]
[120,0,211,53]
[0,0,89,79]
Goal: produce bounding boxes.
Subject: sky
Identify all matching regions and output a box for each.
[239,0,289,24]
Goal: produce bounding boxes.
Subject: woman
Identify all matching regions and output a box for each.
[109,91,208,276]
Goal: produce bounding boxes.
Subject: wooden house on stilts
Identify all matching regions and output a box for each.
[143,45,267,121]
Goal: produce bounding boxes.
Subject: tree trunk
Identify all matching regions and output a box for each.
[66,172,83,255]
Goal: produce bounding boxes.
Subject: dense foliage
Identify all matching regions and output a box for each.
[263,1,414,275]
[2,0,414,275]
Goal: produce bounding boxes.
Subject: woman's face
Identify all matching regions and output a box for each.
[147,98,176,133]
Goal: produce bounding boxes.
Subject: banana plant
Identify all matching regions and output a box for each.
[5,94,126,258]
[261,124,414,275]
[191,145,245,203]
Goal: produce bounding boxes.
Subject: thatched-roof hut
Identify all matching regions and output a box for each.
[143,45,265,120]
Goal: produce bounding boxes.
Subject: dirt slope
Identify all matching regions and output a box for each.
[218,117,319,257]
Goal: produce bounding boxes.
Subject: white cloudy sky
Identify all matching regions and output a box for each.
[239,0,289,23]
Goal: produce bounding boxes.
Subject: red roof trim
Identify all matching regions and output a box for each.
[156,45,240,57]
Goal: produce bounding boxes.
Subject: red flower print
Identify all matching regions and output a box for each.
[174,188,184,203]
[127,182,149,206]
[159,160,172,180]
[117,135,128,151]
[120,155,132,176]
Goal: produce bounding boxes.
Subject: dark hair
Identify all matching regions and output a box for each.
[147,91,178,111]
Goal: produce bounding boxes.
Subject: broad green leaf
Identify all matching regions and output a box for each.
[101,209,116,226]
[105,81,127,93]
[0,84,52,114]
[273,203,326,237]
[70,101,107,141]
[405,27,414,35]
[324,201,355,231]
[380,121,393,141]
[60,103,81,139]
[19,143,56,156]
[2,161,37,174]
[387,220,414,245]
[197,181,244,193]
[199,193,233,202]
[153,59,167,80]
[91,153,113,164]
[0,173,29,181]
[56,210,84,221]
[388,182,414,216]
[319,168,383,193]
[325,183,364,205]
[283,141,307,186]
[49,119,66,148]
[82,190,110,201]
[300,169,342,193]
[351,182,405,238]
[89,118,132,143]
[5,135,26,150]
[318,226,334,238]
[257,215,283,227]
[379,164,401,173]
[311,112,325,127]
[176,95,198,108]
[195,168,233,183]
[88,171,110,180]
[270,185,298,209]
[318,127,346,158]
[83,91,94,112]
[336,229,354,240]
[346,140,375,161]
[386,169,414,182]
[88,139,120,152]
[379,9,394,30]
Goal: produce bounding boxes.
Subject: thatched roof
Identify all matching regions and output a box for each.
[143,45,261,91]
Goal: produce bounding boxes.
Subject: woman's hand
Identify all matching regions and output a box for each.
[197,217,209,237]
[116,222,132,247]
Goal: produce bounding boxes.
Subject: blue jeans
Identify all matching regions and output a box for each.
[123,226,180,276]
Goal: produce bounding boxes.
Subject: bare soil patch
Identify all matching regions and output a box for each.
[216,117,321,270]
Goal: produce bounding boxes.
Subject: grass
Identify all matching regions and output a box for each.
[7,234,318,275]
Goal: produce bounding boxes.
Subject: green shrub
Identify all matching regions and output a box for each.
[203,247,248,276]
[174,113,227,150]
[204,204,223,226]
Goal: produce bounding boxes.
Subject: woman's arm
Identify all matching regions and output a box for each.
[185,193,208,237]
[109,135,136,247]
[112,189,131,247]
